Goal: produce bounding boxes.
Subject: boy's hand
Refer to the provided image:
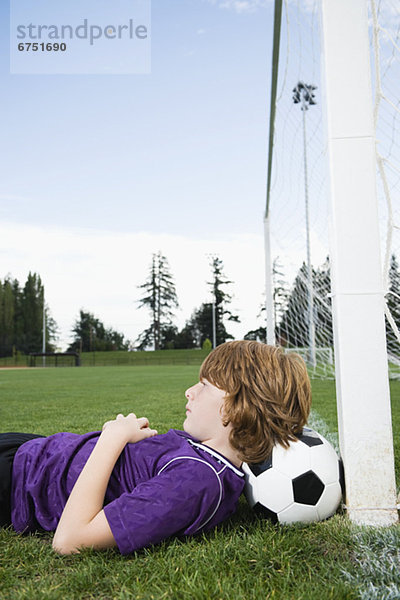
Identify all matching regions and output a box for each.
[102,413,158,444]
[54,413,157,554]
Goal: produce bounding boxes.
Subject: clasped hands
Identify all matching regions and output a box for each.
[102,413,158,444]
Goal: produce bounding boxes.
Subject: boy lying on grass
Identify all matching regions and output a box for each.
[0,340,311,555]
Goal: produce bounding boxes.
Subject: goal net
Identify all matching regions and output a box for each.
[370,0,400,379]
[267,0,400,380]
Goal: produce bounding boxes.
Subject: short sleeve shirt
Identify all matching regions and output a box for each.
[11,429,245,554]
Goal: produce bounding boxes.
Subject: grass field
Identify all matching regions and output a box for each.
[0,366,399,599]
[0,349,211,369]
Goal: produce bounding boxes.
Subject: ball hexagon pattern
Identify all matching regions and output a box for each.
[242,427,344,524]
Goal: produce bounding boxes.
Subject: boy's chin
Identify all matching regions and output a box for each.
[183,420,196,438]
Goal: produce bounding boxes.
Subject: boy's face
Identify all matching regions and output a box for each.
[183,378,228,444]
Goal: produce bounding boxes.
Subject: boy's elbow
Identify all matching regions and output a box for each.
[52,515,116,554]
[52,532,80,555]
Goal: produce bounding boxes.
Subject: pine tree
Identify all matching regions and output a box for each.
[3,279,16,355]
[136,252,179,350]
[0,280,4,355]
[314,257,333,347]
[12,278,23,352]
[69,309,128,352]
[244,326,266,342]
[278,263,311,348]
[0,273,57,356]
[187,303,213,348]
[19,272,45,353]
[179,255,240,348]
[386,254,400,356]
[209,255,240,345]
[173,322,198,349]
[252,257,289,344]
[276,259,333,352]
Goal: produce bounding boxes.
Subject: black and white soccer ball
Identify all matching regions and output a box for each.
[242,427,344,524]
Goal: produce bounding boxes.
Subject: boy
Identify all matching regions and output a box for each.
[0,341,311,555]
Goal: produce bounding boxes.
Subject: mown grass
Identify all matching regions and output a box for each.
[0,366,399,599]
[0,349,210,369]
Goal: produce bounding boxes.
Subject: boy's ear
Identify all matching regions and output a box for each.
[220,406,230,427]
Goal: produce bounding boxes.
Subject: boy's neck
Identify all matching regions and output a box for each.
[200,438,242,468]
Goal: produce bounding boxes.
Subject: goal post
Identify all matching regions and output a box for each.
[264,0,282,347]
[320,0,398,525]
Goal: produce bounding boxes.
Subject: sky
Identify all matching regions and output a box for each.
[2,1,397,352]
[1,0,278,349]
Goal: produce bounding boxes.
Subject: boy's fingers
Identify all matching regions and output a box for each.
[145,428,158,436]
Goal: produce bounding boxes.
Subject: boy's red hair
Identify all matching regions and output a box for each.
[199,340,311,463]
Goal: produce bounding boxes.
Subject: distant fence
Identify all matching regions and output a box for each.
[0,349,210,368]
[0,353,28,368]
[29,352,81,367]
[79,349,209,367]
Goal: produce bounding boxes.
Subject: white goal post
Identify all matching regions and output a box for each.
[320,0,398,525]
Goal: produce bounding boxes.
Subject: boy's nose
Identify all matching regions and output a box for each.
[185,383,198,400]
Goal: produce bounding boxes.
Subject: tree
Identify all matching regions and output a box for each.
[136,252,179,350]
[11,278,23,353]
[251,257,289,344]
[244,327,266,342]
[1,279,15,355]
[278,263,311,348]
[313,257,333,347]
[69,310,129,352]
[275,258,333,351]
[160,325,179,350]
[386,254,400,356]
[186,303,213,348]
[207,255,240,346]
[20,273,57,354]
[0,273,58,356]
[175,256,240,349]
[19,273,45,353]
[172,322,198,350]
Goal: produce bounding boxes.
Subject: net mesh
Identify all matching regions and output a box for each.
[268,0,400,379]
[370,0,400,378]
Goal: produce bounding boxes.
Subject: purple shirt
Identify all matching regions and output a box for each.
[11,429,245,554]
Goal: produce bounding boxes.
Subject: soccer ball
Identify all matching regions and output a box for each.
[242,427,344,524]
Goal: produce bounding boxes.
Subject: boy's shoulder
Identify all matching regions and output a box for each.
[152,429,245,480]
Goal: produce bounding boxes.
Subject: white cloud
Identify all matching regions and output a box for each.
[0,222,265,350]
[206,0,271,14]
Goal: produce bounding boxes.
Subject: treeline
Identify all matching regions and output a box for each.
[135,253,239,350]
[0,273,57,357]
[61,253,240,353]
[62,252,400,354]
[0,272,131,356]
[244,258,333,348]
[245,254,400,353]
[4,254,400,357]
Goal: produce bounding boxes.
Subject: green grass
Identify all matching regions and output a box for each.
[0,367,399,599]
[0,349,210,369]
[78,349,211,367]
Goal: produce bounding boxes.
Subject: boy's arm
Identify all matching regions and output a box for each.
[52,413,157,555]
